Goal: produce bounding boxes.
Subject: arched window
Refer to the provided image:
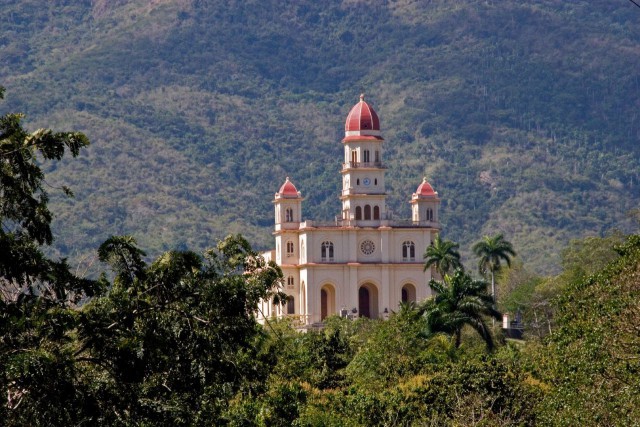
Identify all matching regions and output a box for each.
[363,150,370,163]
[351,150,357,165]
[402,241,415,261]
[285,207,293,222]
[356,178,360,185]
[374,178,378,185]
[375,150,380,163]
[321,241,334,262]
[287,276,294,288]
[373,206,380,220]
[364,205,371,220]
[286,241,294,257]
[426,208,434,221]
[355,206,362,220]
[287,296,295,314]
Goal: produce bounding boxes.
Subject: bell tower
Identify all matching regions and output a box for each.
[340,94,387,224]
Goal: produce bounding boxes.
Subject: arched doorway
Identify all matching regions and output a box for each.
[358,283,379,319]
[401,283,417,304]
[320,284,336,321]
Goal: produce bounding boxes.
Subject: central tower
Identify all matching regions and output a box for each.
[340,94,387,225]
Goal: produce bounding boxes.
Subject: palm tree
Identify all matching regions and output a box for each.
[472,233,516,304]
[421,269,501,349]
[423,234,462,278]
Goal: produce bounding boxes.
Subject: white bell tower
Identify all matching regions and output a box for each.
[340,94,387,225]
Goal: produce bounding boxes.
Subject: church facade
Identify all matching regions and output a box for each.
[260,95,441,326]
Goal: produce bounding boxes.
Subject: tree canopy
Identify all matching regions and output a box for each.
[423,234,462,278]
[2,83,640,425]
[0,88,286,425]
[473,233,516,303]
[421,269,501,350]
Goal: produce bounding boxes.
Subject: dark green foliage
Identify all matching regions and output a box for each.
[266,317,353,390]
[0,86,289,424]
[0,86,103,425]
[525,234,640,425]
[499,233,624,339]
[422,269,502,349]
[236,309,540,426]
[76,234,285,425]
[344,304,454,390]
[0,99,100,325]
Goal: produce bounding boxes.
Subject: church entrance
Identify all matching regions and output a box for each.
[358,283,379,319]
[401,284,416,304]
[359,287,370,318]
[321,289,328,319]
[320,285,335,321]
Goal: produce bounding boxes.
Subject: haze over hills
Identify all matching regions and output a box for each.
[2,0,639,274]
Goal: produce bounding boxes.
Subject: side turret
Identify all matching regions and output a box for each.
[274,177,302,231]
[410,177,440,226]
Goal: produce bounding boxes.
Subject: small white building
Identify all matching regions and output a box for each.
[259,95,441,326]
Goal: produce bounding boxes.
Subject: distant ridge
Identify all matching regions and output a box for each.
[2,0,639,274]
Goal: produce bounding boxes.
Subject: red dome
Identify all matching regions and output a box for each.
[415,177,436,197]
[344,94,382,140]
[277,177,300,198]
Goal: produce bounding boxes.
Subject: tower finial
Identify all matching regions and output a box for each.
[360,93,365,101]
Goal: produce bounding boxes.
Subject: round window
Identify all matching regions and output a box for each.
[360,239,375,255]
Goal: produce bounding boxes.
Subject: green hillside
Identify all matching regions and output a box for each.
[2,0,639,273]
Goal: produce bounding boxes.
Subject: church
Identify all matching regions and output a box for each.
[259,95,441,326]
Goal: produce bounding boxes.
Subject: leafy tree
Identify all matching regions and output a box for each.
[0,85,104,426]
[525,234,640,425]
[421,269,501,350]
[344,305,438,391]
[504,233,623,339]
[0,85,97,300]
[77,234,286,425]
[423,234,462,278]
[472,233,516,303]
[0,87,287,424]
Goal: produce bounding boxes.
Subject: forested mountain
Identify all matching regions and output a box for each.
[2,0,639,273]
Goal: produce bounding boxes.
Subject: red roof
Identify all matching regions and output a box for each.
[415,178,436,197]
[278,177,300,198]
[342,135,384,142]
[345,94,380,132]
